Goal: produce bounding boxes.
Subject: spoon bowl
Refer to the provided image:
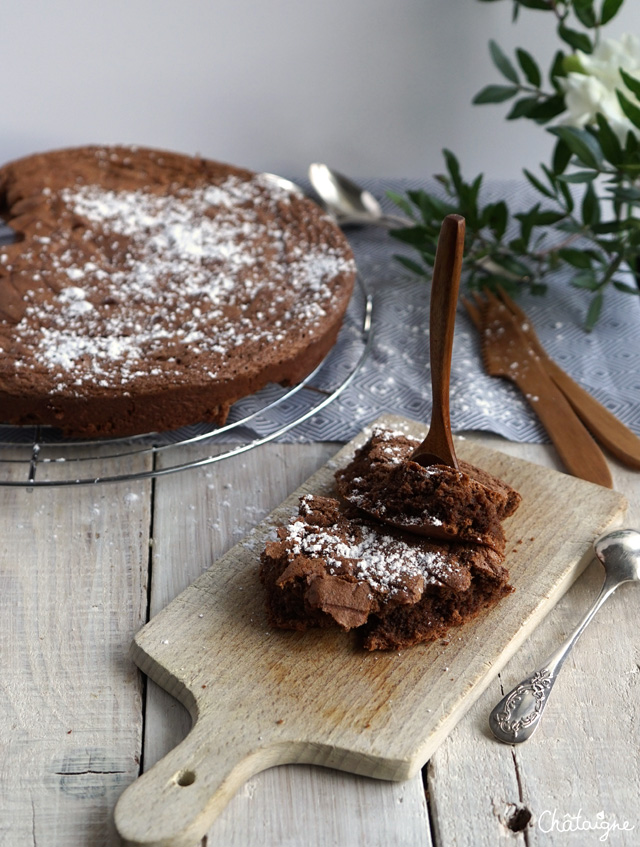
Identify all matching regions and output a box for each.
[489,527,640,744]
[594,527,640,583]
[308,163,413,228]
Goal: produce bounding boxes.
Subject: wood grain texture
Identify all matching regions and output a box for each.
[0,448,152,847]
[143,441,431,847]
[478,291,613,488]
[427,439,640,847]
[115,416,627,847]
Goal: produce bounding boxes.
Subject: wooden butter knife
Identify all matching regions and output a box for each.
[470,290,613,488]
[493,287,640,471]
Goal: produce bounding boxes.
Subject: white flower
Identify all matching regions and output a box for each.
[560,34,640,140]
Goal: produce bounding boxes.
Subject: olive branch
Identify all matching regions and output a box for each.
[391,0,640,329]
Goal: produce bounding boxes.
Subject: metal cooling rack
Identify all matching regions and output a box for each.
[0,276,374,487]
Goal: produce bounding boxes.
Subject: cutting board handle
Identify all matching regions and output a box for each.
[115,721,285,847]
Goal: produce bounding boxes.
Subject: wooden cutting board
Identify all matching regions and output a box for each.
[115,415,627,847]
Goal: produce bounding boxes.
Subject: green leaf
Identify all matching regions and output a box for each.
[571,269,599,290]
[601,0,625,25]
[593,218,640,233]
[548,126,603,169]
[585,290,604,330]
[558,23,593,54]
[508,236,527,254]
[516,48,542,87]
[552,138,572,174]
[556,219,585,234]
[617,89,640,130]
[515,204,539,249]
[406,189,428,206]
[443,149,463,195]
[625,129,640,155]
[573,0,597,28]
[387,227,431,249]
[523,167,556,198]
[483,201,509,238]
[532,209,566,225]
[489,40,520,84]
[526,94,566,123]
[613,280,640,294]
[608,184,640,202]
[506,96,540,119]
[557,170,598,183]
[490,253,532,277]
[473,84,519,104]
[516,0,554,9]
[470,172,484,202]
[582,182,601,226]
[558,248,592,268]
[619,68,640,101]
[386,190,414,218]
[550,50,568,87]
[530,281,549,296]
[558,178,575,213]
[459,174,483,228]
[407,190,438,219]
[595,113,623,165]
[412,191,455,220]
[594,236,624,253]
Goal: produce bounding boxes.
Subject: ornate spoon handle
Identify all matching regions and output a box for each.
[489,572,620,744]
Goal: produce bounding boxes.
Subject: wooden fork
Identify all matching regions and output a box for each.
[491,287,640,471]
[463,289,613,488]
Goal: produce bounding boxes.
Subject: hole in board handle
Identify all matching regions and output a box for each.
[175,769,196,787]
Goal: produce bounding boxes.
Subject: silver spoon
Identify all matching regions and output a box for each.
[489,527,640,744]
[261,173,305,195]
[308,163,413,228]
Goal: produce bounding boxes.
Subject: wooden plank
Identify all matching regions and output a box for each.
[118,419,625,846]
[427,437,640,846]
[144,442,431,847]
[0,448,152,846]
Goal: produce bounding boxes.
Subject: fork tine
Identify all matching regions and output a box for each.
[461,295,483,332]
[494,285,547,360]
[496,285,528,323]
[482,288,509,316]
[481,287,505,311]
[470,290,484,308]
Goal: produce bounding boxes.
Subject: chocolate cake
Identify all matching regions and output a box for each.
[260,494,513,651]
[0,145,356,437]
[335,427,521,551]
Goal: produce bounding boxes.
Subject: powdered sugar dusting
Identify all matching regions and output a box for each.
[286,495,452,596]
[7,168,356,394]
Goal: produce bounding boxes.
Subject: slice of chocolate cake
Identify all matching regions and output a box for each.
[260,494,513,651]
[335,427,521,552]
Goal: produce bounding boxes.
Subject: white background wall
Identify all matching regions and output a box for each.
[1,1,639,182]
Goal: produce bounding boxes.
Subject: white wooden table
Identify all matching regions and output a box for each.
[1,434,639,846]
